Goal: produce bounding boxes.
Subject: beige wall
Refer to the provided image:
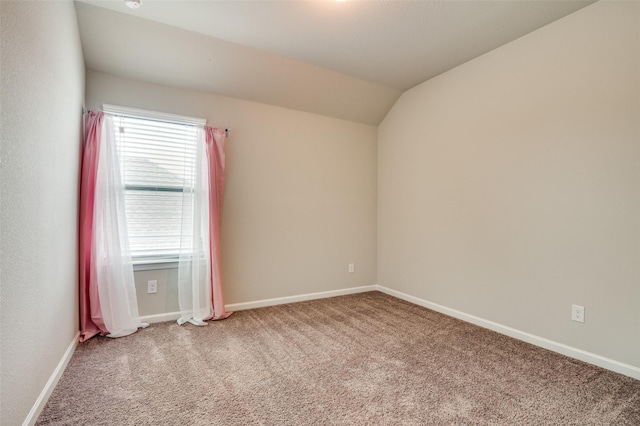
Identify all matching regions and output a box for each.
[0,1,85,424]
[378,1,640,368]
[86,71,378,314]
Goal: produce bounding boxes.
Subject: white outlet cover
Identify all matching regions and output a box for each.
[571,304,585,323]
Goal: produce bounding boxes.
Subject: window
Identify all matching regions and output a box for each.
[104,105,206,264]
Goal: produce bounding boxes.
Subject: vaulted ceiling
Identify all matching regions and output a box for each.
[75,0,595,125]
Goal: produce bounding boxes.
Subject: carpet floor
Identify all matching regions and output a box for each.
[37,291,640,425]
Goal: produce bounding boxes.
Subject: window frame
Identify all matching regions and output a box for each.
[103,104,207,268]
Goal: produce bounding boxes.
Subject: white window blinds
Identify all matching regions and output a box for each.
[105,106,205,262]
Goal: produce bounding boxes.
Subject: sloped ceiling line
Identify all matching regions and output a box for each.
[75,1,594,125]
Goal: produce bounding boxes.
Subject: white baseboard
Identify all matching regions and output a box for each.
[375,285,640,381]
[23,331,80,426]
[140,285,378,323]
[140,311,181,324]
[225,285,378,312]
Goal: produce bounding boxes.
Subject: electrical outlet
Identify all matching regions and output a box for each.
[147,280,158,294]
[571,304,585,323]
[348,263,355,273]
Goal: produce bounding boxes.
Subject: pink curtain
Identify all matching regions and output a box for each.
[204,127,232,320]
[79,111,106,341]
[79,111,147,341]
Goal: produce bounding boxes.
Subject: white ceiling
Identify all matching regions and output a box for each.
[75,0,595,125]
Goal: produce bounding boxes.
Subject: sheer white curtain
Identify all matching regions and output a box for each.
[92,114,148,337]
[177,127,213,325]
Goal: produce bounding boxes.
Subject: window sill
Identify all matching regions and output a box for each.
[132,259,178,271]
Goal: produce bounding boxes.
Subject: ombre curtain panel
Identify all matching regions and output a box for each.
[79,111,147,341]
[177,126,231,325]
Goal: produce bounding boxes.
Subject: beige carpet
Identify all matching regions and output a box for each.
[37,292,639,425]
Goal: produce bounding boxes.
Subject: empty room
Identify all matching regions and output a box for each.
[1,0,639,424]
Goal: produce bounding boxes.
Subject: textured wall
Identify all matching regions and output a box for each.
[378,1,640,367]
[0,1,85,424]
[86,71,377,313]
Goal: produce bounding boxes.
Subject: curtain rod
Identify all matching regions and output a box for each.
[83,108,230,137]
